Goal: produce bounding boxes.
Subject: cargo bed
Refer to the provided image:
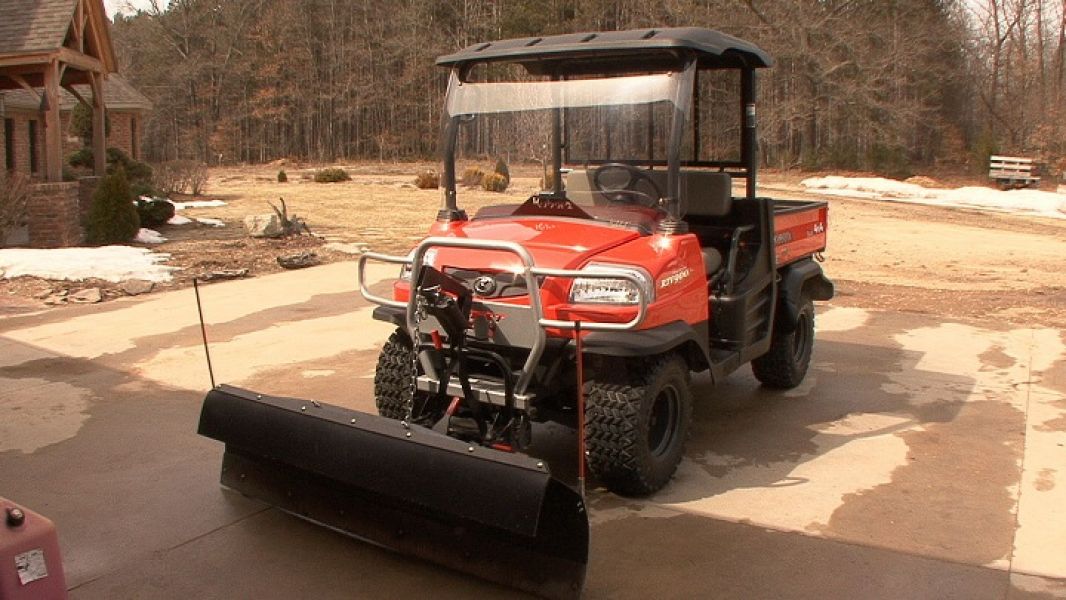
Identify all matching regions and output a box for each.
[772,199,827,266]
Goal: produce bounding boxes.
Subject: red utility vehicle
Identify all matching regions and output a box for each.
[199,27,832,599]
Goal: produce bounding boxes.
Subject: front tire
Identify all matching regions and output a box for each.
[585,355,693,496]
[374,328,429,420]
[752,299,815,389]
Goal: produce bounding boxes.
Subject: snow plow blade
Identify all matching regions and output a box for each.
[197,385,588,599]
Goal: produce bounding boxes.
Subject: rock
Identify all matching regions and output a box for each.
[122,279,154,296]
[69,288,102,304]
[44,294,67,306]
[33,287,54,299]
[904,175,939,188]
[200,269,249,281]
[324,242,369,255]
[244,213,283,238]
[277,251,320,269]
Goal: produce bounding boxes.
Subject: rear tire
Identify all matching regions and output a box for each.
[585,355,693,496]
[374,328,427,420]
[752,299,815,389]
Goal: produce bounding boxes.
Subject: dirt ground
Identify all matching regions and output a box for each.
[2,162,1065,327]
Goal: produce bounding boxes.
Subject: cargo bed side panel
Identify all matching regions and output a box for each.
[773,201,827,266]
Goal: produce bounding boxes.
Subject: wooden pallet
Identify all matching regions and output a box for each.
[989,155,1040,189]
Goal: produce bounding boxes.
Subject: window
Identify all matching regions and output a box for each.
[131,117,138,159]
[28,120,39,173]
[4,118,13,170]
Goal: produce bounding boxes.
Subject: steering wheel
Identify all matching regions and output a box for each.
[591,163,663,208]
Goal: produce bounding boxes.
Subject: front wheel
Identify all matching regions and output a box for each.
[373,328,446,424]
[585,355,693,496]
[751,299,815,389]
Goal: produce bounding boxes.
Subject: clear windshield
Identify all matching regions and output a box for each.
[441,67,694,229]
[446,73,680,115]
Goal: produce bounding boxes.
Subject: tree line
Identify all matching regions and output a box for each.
[113,0,1066,176]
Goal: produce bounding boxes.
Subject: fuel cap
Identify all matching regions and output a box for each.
[5,507,25,527]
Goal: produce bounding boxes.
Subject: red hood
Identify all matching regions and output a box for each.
[428,217,641,271]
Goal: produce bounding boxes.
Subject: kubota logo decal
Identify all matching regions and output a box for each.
[659,267,691,289]
[472,276,497,295]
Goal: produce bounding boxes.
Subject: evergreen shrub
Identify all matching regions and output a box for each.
[86,167,140,245]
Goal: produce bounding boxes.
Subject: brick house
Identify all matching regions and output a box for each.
[1,0,124,247]
[1,74,152,177]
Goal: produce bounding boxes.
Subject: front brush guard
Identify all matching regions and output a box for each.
[359,237,652,408]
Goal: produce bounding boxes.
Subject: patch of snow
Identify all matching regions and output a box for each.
[801,176,1066,220]
[134,228,167,244]
[195,217,225,227]
[167,214,192,225]
[0,247,178,283]
[172,199,226,210]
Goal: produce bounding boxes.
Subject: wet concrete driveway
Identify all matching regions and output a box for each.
[1,262,1065,599]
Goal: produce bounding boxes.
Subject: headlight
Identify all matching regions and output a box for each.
[569,264,653,305]
[399,248,437,281]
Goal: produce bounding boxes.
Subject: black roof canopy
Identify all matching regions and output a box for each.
[436,27,772,74]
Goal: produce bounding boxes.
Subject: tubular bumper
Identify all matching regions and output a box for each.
[358,237,651,400]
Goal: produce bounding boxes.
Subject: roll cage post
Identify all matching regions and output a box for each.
[741,66,757,201]
[438,70,466,222]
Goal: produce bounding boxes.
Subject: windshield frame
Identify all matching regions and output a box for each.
[439,59,697,228]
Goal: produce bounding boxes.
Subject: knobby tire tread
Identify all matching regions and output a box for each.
[751,300,814,389]
[585,355,691,497]
[374,328,417,420]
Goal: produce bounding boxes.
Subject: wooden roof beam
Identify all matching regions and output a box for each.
[9,74,42,103]
[84,0,116,72]
[63,82,91,107]
[75,0,86,53]
[0,54,51,68]
[58,47,103,73]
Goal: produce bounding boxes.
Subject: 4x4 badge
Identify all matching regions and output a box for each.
[473,275,497,296]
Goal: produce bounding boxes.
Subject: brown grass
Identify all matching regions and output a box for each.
[185,162,543,254]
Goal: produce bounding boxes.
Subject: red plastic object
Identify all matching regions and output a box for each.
[0,498,67,600]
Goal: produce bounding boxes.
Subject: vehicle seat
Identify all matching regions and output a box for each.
[644,170,733,218]
[563,169,609,205]
[647,170,732,277]
[702,247,723,275]
[681,171,732,281]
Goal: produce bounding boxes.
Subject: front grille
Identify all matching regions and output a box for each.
[444,268,538,299]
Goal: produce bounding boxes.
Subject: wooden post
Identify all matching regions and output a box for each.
[90,71,106,176]
[43,60,63,182]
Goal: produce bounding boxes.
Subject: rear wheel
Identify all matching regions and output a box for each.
[752,299,815,389]
[585,355,692,496]
[374,328,438,421]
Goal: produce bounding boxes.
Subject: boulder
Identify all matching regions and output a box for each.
[324,242,369,255]
[69,288,102,304]
[200,269,249,281]
[277,251,320,269]
[122,279,154,296]
[244,213,283,238]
